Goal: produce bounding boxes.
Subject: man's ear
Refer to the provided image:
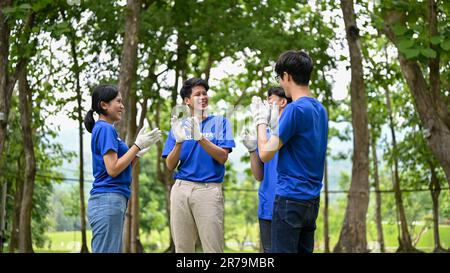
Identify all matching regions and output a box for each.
[280,98,287,108]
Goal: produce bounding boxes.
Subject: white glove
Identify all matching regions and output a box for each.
[241,127,257,152]
[250,96,270,127]
[134,125,161,150]
[171,116,187,143]
[269,102,279,130]
[185,116,203,141]
[136,146,151,158]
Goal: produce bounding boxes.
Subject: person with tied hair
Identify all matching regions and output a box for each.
[84,84,161,253]
[241,86,292,253]
[250,50,328,253]
[162,77,235,253]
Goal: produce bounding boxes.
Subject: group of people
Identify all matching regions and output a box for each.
[83,50,328,253]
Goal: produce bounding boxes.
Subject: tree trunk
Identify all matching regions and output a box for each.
[9,160,23,253]
[123,82,139,253]
[69,31,89,254]
[130,160,142,253]
[334,0,370,253]
[18,67,36,253]
[116,0,141,139]
[371,133,385,253]
[0,181,7,252]
[116,0,141,253]
[382,7,450,189]
[384,85,418,253]
[428,161,446,253]
[0,5,34,169]
[323,157,330,253]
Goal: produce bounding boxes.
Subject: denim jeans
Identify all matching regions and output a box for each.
[271,195,320,253]
[259,218,272,253]
[87,192,128,253]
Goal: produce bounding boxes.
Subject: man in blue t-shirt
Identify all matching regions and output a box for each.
[242,86,291,253]
[162,77,235,253]
[250,50,328,253]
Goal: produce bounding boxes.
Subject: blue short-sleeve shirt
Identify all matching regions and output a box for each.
[273,97,328,200]
[257,129,278,220]
[162,115,235,183]
[90,120,132,198]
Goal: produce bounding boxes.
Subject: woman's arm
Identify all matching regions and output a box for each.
[103,145,140,178]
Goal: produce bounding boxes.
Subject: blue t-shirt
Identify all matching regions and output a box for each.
[257,136,278,220]
[90,120,132,198]
[162,115,235,183]
[273,97,328,200]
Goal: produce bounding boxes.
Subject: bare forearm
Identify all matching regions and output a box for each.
[166,143,182,171]
[257,124,281,162]
[105,145,140,177]
[198,137,228,164]
[250,151,264,181]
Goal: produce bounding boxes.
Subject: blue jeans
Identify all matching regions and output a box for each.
[271,195,320,253]
[87,192,128,253]
[259,218,272,253]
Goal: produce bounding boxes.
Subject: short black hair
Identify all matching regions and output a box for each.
[180,77,209,100]
[275,50,313,86]
[267,86,292,103]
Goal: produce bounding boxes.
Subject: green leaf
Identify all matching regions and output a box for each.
[430,36,442,45]
[393,24,408,36]
[441,40,450,51]
[403,48,420,59]
[420,48,436,58]
[398,39,414,52]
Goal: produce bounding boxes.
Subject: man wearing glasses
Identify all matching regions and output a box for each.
[249,50,328,253]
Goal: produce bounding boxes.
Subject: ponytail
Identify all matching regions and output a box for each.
[84,109,95,133]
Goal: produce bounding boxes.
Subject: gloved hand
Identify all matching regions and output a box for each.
[134,125,161,150]
[241,127,257,152]
[136,146,151,158]
[250,96,270,127]
[268,101,279,131]
[185,116,203,141]
[171,116,187,143]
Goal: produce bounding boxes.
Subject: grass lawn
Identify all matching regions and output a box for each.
[35,224,449,253]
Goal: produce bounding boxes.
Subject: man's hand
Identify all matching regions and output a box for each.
[250,96,270,128]
[241,127,257,152]
[171,116,187,143]
[185,116,203,141]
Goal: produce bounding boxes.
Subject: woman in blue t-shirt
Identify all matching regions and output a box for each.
[83,84,161,253]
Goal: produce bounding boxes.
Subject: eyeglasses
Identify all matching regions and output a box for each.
[275,72,285,81]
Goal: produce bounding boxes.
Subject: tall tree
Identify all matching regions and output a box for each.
[0,2,35,172]
[18,66,36,253]
[334,0,370,253]
[117,0,142,253]
[379,0,450,187]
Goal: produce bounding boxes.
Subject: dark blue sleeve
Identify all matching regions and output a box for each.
[97,125,119,156]
[162,129,176,158]
[217,117,235,152]
[274,104,298,145]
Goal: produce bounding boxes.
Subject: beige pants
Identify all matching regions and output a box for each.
[170,179,224,253]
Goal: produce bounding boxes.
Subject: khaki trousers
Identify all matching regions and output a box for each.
[170,179,224,253]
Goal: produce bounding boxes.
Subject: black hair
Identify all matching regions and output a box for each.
[180,77,209,100]
[267,86,293,103]
[83,84,119,133]
[275,50,313,86]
